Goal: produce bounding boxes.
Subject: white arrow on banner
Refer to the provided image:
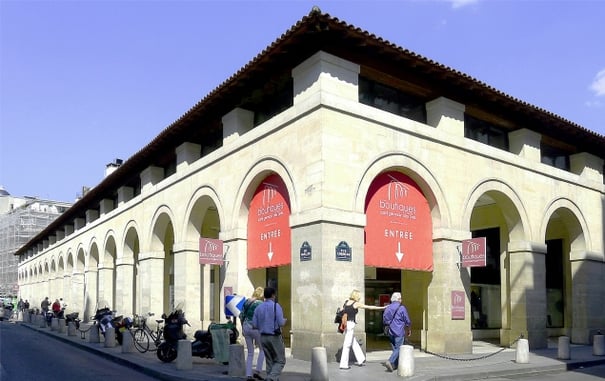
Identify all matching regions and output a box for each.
[226,295,246,318]
[267,241,274,261]
[395,241,404,262]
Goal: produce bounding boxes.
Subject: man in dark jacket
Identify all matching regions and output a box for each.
[382,292,411,372]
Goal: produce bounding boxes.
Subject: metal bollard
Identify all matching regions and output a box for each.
[176,339,193,370]
[558,336,570,360]
[310,347,328,381]
[398,344,415,377]
[515,338,529,364]
[228,344,245,376]
[594,334,605,356]
[104,327,116,347]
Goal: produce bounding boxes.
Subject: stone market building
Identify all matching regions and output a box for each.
[15,9,605,360]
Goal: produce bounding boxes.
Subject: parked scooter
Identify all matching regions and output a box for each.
[65,311,80,329]
[93,306,127,344]
[156,307,239,363]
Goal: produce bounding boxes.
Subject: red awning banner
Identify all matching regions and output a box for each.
[247,174,291,269]
[364,171,433,271]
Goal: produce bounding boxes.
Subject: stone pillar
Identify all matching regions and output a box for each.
[84,267,98,322]
[138,251,165,317]
[71,272,85,318]
[97,265,115,311]
[570,152,604,182]
[115,257,135,317]
[222,108,254,146]
[426,97,465,137]
[425,229,472,354]
[504,241,547,349]
[140,166,164,194]
[570,251,605,344]
[292,50,360,106]
[173,241,203,329]
[176,142,201,172]
[104,327,116,347]
[289,211,366,361]
[509,128,541,162]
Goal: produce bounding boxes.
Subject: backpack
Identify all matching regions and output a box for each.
[239,298,253,326]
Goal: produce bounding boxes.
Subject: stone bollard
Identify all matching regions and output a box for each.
[39,315,47,328]
[398,344,415,377]
[176,339,193,370]
[310,346,329,381]
[51,317,59,331]
[68,321,77,336]
[594,334,605,356]
[228,344,245,376]
[22,310,29,323]
[87,325,100,343]
[58,318,66,334]
[121,330,135,353]
[558,336,570,360]
[515,338,529,364]
[104,327,116,347]
[17,310,23,322]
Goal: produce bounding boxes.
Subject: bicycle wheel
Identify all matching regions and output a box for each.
[133,329,150,353]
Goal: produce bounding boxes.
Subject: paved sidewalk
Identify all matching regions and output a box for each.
[16,320,605,381]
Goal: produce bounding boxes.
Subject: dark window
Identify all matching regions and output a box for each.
[470,228,500,285]
[545,239,563,289]
[253,78,293,126]
[465,114,509,151]
[359,77,427,123]
[541,142,570,171]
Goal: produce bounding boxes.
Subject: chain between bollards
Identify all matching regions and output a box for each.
[420,334,524,362]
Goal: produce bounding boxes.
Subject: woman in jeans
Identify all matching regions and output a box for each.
[242,287,265,380]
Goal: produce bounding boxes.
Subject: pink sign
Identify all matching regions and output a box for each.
[199,238,224,265]
[461,237,486,267]
[451,290,465,320]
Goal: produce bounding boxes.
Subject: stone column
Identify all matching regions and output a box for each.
[138,250,165,317]
[173,241,202,330]
[503,240,547,349]
[84,266,98,322]
[289,210,366,361]
[115,257,135,317]
[570,251,605,344]
[71,271,85,319]
[97,264,115,310]
[425,229,472,354]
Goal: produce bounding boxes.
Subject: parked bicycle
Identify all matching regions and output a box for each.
[132,312,165,353]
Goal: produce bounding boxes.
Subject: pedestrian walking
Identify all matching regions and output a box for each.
[339,289,386,370]
[252,287,287,381]
[382,292,411,372]
[242,286,265,380]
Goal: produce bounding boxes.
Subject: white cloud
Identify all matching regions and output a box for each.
[450,0,479,9]
[590,69,605,96]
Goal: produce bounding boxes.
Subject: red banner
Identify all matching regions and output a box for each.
[364,171,433,271]
[247,174,291,269]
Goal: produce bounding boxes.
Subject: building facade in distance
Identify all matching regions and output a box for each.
[15,9,604,359]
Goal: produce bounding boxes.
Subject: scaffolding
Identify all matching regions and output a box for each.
[0,200,70,298]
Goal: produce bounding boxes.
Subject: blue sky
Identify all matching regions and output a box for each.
[1,0,604,203]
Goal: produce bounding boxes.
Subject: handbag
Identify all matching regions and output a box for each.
[383,304,403,336]
[338,313,348,333]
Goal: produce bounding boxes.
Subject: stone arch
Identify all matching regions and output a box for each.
[182,186,223,242]
[462,178,530,242]
[100,232,118,309]
[541,198,590,253]
[233,157,298,230]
